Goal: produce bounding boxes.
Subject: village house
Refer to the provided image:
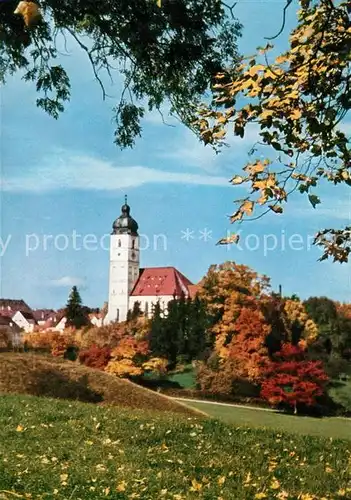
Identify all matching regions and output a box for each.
[0,316,22,349]
[0,299,37,333]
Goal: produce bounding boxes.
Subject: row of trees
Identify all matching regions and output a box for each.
[193,262,351,414]
[23,261,351,415]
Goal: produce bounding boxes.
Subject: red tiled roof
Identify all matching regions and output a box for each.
[41,313,66,330]
[131,267,193,297]
[0,310,14,318]
[0,299,32,314]
[33,309,56,322]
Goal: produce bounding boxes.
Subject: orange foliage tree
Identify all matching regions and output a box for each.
[77,316,151,349]
[284,299,319,346]
[24,330,77,357]
[198,261,270,358]
[227,308,271,383]
[105,336,149,378]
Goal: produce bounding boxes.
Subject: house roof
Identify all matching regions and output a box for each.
[131,267,193,297]
[0,316,21,332]
[0,299,32,314]
[32,309,56,321]
[20,311,36,323]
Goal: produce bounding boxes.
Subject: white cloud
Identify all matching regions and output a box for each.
[1,154,230,193]
[48,276,86,288]
[158,124,261,172]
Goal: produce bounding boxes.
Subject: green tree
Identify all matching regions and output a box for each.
[65,286,89,329]
[1,0,241,148]
[127,301,142,322]
[187,295,207,360]
[304,297,351,375]
[149,301,168,359]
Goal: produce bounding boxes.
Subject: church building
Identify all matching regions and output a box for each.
[104,198,196,324]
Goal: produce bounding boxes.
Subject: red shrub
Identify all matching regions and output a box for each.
[79,344,111,370]
[261,343,329,413]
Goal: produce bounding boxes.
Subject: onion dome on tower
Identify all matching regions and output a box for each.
[112,196,139,236]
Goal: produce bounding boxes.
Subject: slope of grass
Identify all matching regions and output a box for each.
[0,353,199,417]
[0,394,349,499]
[184,400,351,440]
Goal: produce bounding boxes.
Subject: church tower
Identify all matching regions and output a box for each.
[105,197,140,324]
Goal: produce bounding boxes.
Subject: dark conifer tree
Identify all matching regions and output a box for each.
[187,295,207,361]
[65,286,89,329]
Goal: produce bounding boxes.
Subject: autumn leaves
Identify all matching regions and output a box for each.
[13,1,42,28]
[195,1,350,260]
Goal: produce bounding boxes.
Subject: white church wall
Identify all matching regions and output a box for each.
[106,232,140,324]
[129,295,175,317]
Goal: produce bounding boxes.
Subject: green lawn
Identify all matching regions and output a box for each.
[183,400,351,440]
[167,365,196,389]
[0,394,350,499]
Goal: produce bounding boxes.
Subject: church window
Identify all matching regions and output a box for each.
[132,239,135,249]
[118,239,121,247]
[145,302,149,315]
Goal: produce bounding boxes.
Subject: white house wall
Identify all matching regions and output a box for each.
[12,311,34,333]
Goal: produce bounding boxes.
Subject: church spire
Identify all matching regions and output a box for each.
[112,196,139,235]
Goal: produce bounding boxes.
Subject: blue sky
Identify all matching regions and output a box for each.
[0,1,350,309]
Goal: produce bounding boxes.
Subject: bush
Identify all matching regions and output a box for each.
[79,344,111,370]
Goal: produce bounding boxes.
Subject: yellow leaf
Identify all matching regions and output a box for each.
[14,1,42,28]
[255,494,267,499]
[269,205,283,214]
[213,129,226,140]
[298,26,314,42]
[216,234,240,245]
[217,115,228,124]
[245,161,265,175]
[231,175,245,185]
[260,109,274,120]
[240,78,255,90]
[275,55,288,64]
[230,210,243,223]
[249,64,266,76]
[156,0,162,6]
[116,481,127,492]
[16,425,24,432]
[244,472,252,484]
[265,68,279,79]
[290,108,302,120]
[190,479,202,491]
[218,476,226,485]
[270,479,280,489]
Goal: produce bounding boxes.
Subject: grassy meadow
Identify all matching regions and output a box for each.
[0,394,350,500]
[184,400,351,440]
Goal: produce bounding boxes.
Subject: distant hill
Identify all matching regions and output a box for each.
[0,353,201,417]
